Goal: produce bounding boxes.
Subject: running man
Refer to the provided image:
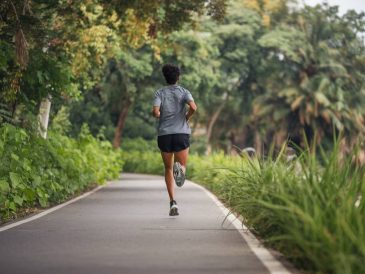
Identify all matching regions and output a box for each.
[152,64,197,216]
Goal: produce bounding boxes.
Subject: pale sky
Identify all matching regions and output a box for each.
[301,0,364,15]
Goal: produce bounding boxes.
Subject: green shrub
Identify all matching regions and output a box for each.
[122,150,164,175]
[0,123,123,221]
[121,137,158,152]
[121,138,162,175]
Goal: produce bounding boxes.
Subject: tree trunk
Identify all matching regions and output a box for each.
[240,126,248,146]
[254,131,262,157]
[113,100,132,149]
[38,95,52,139]
[228,130,236,155]
[205,98,227,155]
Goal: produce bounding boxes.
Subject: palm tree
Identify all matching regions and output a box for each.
[252,4,365,149]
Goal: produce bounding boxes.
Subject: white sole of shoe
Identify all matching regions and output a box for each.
[173,162,185,187]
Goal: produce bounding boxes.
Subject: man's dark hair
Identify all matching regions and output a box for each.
[162,64,180,85]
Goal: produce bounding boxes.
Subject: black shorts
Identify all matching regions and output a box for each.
[157,134,190,153]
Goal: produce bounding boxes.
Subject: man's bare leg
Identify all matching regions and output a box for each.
[174,148,189,174]
[161,152,174,201]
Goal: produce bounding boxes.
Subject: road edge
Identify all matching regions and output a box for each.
[190,180,294,274]
[0,182,109,232]
[0,173,297,274]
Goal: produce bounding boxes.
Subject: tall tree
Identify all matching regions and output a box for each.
[252,4,365,149]
[204,4,264,153]
[1,0,228,131]
[102,48,154,148]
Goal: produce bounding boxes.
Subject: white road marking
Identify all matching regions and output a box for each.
[190,181,293,274]
[0,184,107,232]
[0,173,293,274]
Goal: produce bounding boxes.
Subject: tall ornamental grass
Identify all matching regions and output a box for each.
[122,138,365,274]
[235,148,365,274]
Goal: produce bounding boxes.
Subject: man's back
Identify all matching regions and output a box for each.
[153,85,193,136]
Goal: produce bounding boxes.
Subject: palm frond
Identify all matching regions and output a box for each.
[0,103,15,125]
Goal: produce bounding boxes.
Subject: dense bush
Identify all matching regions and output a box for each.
[122,150,164,176]
[0,123,123,221]
[121,138,163,175]
[122,141,365,274]
[121,137,158,153]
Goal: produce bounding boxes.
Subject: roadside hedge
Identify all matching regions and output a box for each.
[0,123,123,221]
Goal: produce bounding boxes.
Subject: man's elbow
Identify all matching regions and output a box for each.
[189,102,197,112]
[152,110,160,118]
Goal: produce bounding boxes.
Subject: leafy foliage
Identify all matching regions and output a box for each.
[0,0,228,136]
[252,4,365,147]
[0,103,14,124]
[0,123,123,221]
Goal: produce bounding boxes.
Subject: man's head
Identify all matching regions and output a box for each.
[162,64,180,85]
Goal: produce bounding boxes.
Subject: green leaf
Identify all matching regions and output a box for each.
[11,153,19,161]
[37,71,44,84]
[39,198,48,208]
[278,87,300,98]
[6,201,16,211]
[37,189,45,198]
[9,172,22,188]
[314,92,330,106]
[31,175,41,187]
[0,180,10,193]
[329,111,344,130]
[22,160,32,172]
[23,188,36,202]
[13,195,23,206]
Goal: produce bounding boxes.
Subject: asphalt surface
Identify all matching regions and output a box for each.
[0,173,271,274]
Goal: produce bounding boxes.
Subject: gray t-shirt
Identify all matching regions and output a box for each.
[153,85,194,136]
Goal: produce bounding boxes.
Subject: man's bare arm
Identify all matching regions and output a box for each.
[186,101,197,121]
[152,106,160,118]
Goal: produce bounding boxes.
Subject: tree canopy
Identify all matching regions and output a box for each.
[1,0,365,154]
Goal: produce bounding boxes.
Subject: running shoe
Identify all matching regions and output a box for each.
[173,162,185,187]
[169,200,179,216]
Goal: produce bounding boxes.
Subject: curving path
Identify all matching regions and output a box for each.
[0,173,291,274]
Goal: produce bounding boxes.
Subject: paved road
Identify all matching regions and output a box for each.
[0,173,273,274]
